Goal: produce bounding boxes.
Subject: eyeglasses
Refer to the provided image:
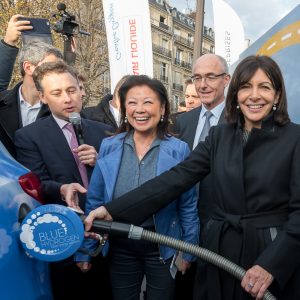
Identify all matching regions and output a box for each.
[191,73,227,84]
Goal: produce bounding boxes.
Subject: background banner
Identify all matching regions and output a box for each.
[103,0,153,91]
[212,0,245,66]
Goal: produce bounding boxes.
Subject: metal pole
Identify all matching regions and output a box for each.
[193,0,205,62]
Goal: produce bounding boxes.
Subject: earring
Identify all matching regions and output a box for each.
[160,115,164,122]
[236,105,240,109]
[124,116,128,123]
[273,104,277,111]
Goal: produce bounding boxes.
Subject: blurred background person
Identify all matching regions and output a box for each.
[76,75,199,300]
[184,78,201,112]
[82,75,130,131]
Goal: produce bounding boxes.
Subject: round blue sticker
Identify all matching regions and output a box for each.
[20,204,84,262]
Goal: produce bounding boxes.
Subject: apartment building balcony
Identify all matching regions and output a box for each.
[152,44,172,58]
[159,22,170,31]
[174,58,192,70]
[173,34,194,48]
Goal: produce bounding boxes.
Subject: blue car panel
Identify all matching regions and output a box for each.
[0,142,52,300]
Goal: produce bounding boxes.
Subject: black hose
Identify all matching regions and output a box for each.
[89,219,276,300]
[140,229,276,300]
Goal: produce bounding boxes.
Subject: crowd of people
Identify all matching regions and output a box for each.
[1,13,300,300]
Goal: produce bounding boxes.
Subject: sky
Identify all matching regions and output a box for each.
[170,0,300,44]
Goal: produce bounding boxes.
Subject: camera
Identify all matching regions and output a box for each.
[51,3,80,36]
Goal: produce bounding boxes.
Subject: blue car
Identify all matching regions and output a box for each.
[0,142,52,300]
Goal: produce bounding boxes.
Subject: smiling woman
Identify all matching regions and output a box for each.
[76,75,200,300]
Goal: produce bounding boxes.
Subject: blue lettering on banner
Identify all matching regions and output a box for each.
[108,3,121,60]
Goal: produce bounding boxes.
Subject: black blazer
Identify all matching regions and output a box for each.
[106,117,300,299]
[81,94,118,131]
[14,115,111,208]
[0,82,50,157]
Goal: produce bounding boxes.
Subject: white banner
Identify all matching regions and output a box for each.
[212,0,245,66]
[102,0,153,91]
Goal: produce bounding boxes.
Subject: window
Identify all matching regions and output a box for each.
[161,38,168,49]
[160,16,165,24]
[175,49,183,63]
[160,62,168,82]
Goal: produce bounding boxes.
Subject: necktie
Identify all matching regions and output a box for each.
[64,123,89,188]
[198,110,213,142]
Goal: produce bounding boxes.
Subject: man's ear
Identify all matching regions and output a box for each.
[224,74,231,88]
[23,61,35,76]
[39,91,47,104]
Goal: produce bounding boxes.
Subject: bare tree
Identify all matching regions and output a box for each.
[0,0,110,106]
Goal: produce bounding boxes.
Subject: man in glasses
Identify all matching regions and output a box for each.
[174,53,230,300]
[175,53,230,150]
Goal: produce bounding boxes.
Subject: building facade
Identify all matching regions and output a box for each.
[97,0,215,111]
[149,0,215,111]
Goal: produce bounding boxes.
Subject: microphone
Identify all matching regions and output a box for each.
[69,112,84,145]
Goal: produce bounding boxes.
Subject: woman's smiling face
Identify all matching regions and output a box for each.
[237,68,279,130]
[125,85,165,136]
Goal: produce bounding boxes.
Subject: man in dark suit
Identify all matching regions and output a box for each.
[175,54,230,150]
[174,54,230,300]
[0,15,63,157]
[14,61,112,300]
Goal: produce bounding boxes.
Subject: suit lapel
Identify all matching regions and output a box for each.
[218,108,226,124]
[182,106,201,149]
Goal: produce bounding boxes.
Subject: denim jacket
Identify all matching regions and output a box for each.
[75,132,200,262]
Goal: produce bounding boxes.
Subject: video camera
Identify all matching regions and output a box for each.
[51,2,89,36]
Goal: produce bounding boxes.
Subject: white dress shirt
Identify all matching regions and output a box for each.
[19,85,41,127]
[192,101,225,149]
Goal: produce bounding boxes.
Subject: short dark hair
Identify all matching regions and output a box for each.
[226,55,290,125]
[33,61,79,92]
[117,75,171,139]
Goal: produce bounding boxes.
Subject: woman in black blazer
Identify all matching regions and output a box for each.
[83,55,300,300]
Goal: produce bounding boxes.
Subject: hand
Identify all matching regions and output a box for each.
[73,144,98,167]
[60,183,86,213]
[76,261,91,273]
[180,260,191,275]
[85,206,113,231]
[241,265,274,299]
[4,15,33,46]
